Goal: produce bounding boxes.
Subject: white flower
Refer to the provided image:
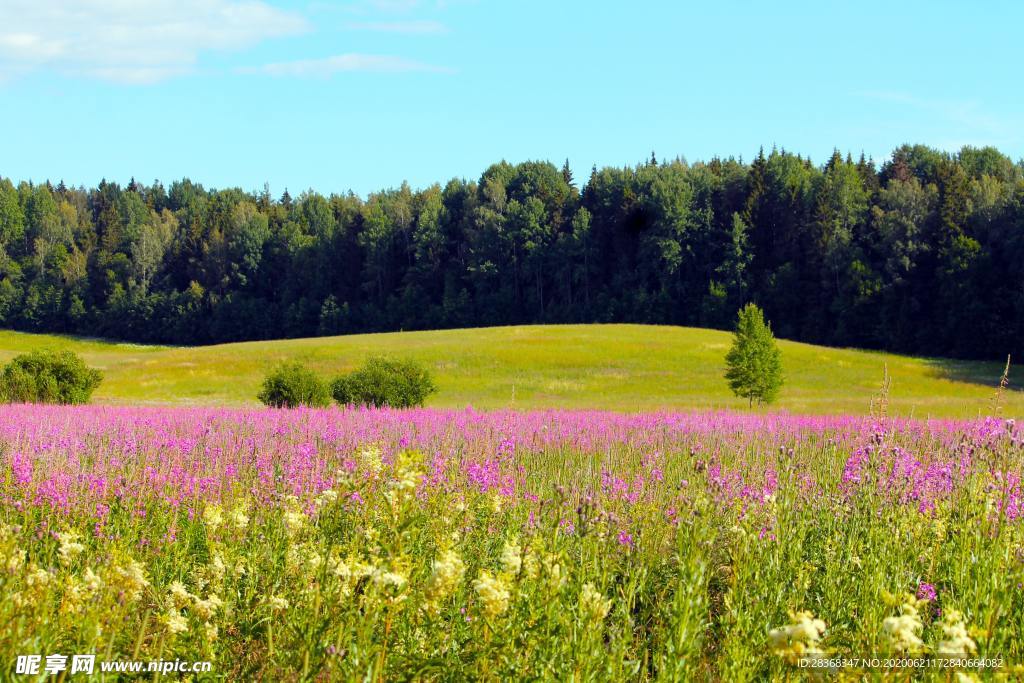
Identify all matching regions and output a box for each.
[167,580,193,608]
[882,601,924,653]
[82,567,102,593]
[164,609,189,635]
[268,595,290,611]
[371,568,408,592]
[936,610,977,656]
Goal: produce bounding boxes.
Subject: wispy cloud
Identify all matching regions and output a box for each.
[343,20,448,34]
[243,53,451,77]
[855,90,1021,148]
[326,0,468,16]
[367,0,422,12]
[0,0,309,84]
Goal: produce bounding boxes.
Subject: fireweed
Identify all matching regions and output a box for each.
[0,405,1023,680]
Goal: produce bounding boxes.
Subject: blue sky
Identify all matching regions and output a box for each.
[1,0,1021,196]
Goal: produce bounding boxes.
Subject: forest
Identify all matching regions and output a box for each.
[1,143,1022,360]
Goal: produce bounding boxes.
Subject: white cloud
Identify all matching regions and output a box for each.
[343,20,448,34]
[0,0,309,84]
[244,53,451,77]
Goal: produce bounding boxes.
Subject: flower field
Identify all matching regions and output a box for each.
[2,405,1023,680]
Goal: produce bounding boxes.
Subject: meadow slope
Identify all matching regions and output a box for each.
[0,324,1018,417]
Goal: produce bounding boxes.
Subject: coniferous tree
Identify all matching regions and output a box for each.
[724,303,783,407]
[0,145,1021,359]
[561,159,575,189]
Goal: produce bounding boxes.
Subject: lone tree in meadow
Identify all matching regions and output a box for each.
[724,303,783,407]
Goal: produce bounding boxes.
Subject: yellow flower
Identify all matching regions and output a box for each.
[193,593,224,620]
[386,450,424,504]
[316,489,338,507]
[26,566,51,588]
[473,570,511,619]
[500,541,522,576]
[203,505,224,531]
[61,576,87,616]
[57,530,85,566]
[5,549,25,574]
[208,553,227,582]
[523,548,541,581]
[882,595,925,654]
[371,565,409,601]
[937,609,977,656]
[357,444,384,476]
[111,559,149,603]
[328,554,353,581]
[542,554,567,592]
[283,509,307,535]
[424,549,466,612]
[82,567,102,594]
[167,580,194,608]
[286,543,323,575]
[579,583,612,624]
[769,610,827,664]
[231,507,250,529]
[489,493,503,514]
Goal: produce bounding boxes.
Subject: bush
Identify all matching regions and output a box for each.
[257,362,331,409]
[0,350,103,404]
[331,356,437,408]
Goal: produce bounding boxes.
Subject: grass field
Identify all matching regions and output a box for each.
[0,324,1018,417]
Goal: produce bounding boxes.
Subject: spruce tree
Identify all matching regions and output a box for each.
[724,303,783,407]
[561,158,575,188]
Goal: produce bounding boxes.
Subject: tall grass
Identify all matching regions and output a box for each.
[1,405,1022,679]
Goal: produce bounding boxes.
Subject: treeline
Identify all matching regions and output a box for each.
[1,144,1023,359]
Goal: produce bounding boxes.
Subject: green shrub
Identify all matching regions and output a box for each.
[0,350,103,404]
[331,356,437,408]
[257,361,331,409]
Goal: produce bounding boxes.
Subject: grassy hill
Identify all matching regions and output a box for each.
[0,325,1018,418]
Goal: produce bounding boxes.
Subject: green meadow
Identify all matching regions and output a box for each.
[0,324,1017,418]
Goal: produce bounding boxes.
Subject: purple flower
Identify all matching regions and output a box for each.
[916,582,937,602]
